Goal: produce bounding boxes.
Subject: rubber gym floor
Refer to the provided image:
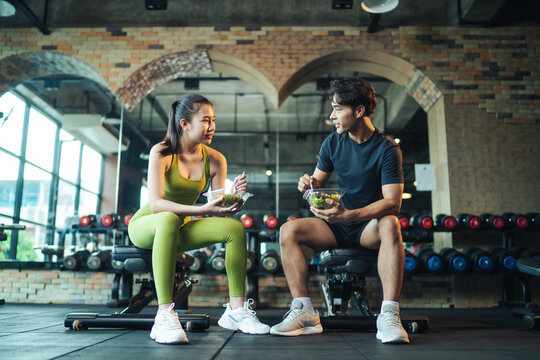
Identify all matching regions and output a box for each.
[0,303,537,360]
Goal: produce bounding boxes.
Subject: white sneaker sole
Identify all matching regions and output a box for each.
[270,324,323,336]
[376,331,410,344]
[150,326,189,344]
[218,316,270,334]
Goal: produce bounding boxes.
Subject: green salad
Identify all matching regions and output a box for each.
[220,194,244,207]
[309,193,340,209]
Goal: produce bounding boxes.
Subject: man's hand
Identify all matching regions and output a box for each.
[298,174,321,194]
[310,198,351,223]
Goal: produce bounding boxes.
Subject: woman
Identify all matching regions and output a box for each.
[128,94,269,344]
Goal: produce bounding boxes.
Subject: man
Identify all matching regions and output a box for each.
[270,78,409,344]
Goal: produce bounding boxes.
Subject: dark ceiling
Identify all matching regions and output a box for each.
[2,0,540,32]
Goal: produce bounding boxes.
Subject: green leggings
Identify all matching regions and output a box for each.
[128,212,246,304]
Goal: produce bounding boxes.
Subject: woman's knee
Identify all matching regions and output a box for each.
[155,211,182,229]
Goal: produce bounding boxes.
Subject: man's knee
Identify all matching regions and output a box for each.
[377,215,401,243]
[279,220,301,248]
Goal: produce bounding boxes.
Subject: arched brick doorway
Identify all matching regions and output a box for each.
[0,51,113,98]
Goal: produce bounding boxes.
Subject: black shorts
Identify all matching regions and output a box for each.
[327,221,370,248]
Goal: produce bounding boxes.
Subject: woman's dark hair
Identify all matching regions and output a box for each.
[159,94,213,156]
[329,78,377,118]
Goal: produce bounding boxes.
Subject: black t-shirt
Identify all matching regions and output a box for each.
[316,129,404,216]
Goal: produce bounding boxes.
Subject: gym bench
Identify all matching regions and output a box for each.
[318,248,429,333]
[511,257,540,329]
[64,245,210,332]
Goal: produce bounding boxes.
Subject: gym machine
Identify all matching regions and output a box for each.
[512,257,540,329]
[64,245,210,332]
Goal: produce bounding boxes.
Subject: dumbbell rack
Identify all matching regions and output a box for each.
[399,213,539,310]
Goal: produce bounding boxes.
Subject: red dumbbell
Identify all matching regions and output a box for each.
[79,214,97,227]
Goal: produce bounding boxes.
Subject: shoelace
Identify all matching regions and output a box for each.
[380,311,401,328]
[159,303,182,329]
[224,298,260,321]
[282,308,303,322]
[242,298,260,320]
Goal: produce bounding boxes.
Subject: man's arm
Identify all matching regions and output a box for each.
[297,168,332,194]
[346,183,403,222]
[310,183,403,224]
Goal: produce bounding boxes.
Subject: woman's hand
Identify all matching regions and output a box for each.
[232,173,247,193]
[309,198,350,223]
[202,197,242,217]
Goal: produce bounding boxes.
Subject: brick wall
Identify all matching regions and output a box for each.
[3,268,539,310]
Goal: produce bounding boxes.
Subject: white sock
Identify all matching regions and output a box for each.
[294,297,316,315]
[381,300,399,313]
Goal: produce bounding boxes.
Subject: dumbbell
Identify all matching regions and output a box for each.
[502,213,529,230]
[456,213,482,230]
[79,214,97,227]
[246,250,257,273]
[87,250,111,271]
[435,214,458,231]
[63,250,91,270]
[99,213,121,228]
[263,215,279,230]
[416,248,445,274]
[397,214,409,230]
[287,214,299,221]
[488,247,517,273]
[404,251,420,275]
[463,247,495,274]
[123,214,133,227]
[188,249,209,273]
[260,249,281,273]
[526,213,539,229]
[210,248,226,273]
[240,214,255,229]
[409,213,433,230]
[480,213,505,231]
[439,248,470,274]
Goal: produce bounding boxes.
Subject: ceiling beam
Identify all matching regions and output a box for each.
[12,0,51,35]
[146,94,169,126]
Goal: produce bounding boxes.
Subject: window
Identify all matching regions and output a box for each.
[0,215,14,260]
[80,145,102,193]
[0,151,19,217]
[0,91,104,263]
[20,164,51,224]
[79,189,99,217]
[59,136,81,183]
[25,108,57,172]
[55,179,77,228]
[0,92,25,155]
[16,221,44,262]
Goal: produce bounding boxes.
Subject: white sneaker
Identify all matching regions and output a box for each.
[270,299,323,336]
[218,298,270,334]
[150,303,189,344]
[376,304,410,344]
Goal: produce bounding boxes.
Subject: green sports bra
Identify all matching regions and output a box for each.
[164,145,210,205]
[131,145,210,223]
